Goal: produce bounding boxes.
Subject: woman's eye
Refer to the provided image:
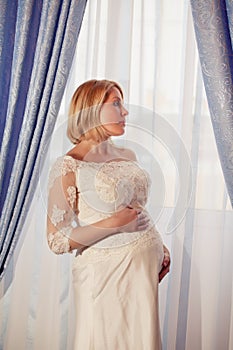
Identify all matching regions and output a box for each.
[113,101,120,107]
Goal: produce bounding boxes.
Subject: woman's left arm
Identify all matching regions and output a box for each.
[159,245,171,283]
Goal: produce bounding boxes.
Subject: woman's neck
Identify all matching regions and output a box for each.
[67,139,114,162]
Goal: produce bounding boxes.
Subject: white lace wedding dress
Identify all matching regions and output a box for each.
[47,155,164,350]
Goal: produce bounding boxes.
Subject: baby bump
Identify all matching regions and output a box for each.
[73,223,164,272]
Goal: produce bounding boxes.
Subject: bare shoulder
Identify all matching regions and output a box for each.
[120,148,137,161]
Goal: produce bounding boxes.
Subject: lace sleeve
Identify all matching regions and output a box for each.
[47,156,79,254]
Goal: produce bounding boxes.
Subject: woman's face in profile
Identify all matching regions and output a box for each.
[100,87,128,137]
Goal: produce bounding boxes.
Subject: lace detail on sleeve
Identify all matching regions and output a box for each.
[47,232,71,255]
[51,205,66,225]
[67,186,77,207]
[47,156,79,255]
[48,156,77,189]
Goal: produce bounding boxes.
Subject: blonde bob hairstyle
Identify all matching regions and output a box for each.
[67,79,124,144]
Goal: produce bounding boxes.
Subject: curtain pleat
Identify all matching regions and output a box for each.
[0,0,43,208]
[190,0,233,206]
[0,0,88,279]
[0,1,18,149]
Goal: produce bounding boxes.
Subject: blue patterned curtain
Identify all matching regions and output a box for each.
[190,0,233,206]
[0,0,87,279]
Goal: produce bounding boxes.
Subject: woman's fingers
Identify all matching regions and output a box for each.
[137,211,144,219]
[159,245,171,282]
[137,212,148,223]
[136,213,150,230]
[116,206,151,232]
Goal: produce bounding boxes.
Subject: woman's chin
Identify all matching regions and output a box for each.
[114,129,125,136]
[104,126,125,137]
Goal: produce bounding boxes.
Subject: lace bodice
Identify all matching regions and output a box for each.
[47,155,157,254]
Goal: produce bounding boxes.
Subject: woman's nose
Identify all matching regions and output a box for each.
[121,105,129,116]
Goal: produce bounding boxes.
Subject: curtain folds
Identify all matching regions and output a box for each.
[0,0,87,279]
[190,0,233,206]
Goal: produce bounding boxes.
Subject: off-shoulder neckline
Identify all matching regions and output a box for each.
[64,154,137,165]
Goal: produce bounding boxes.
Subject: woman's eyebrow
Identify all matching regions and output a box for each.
[112,96,121,101]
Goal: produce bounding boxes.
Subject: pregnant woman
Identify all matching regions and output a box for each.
[47,79,170,349]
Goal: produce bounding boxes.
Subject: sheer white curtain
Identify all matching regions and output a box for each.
[0,1,232,349]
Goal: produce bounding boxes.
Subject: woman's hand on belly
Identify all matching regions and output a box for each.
[159,245,171,282]
[111,206,150,233]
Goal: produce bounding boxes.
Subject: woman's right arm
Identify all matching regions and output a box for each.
[68,206,149,251]
[47,157,149,255]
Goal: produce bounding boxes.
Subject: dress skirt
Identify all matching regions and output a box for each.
[72,231,164,350]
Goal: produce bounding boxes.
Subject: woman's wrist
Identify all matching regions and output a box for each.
[103,216,120,235]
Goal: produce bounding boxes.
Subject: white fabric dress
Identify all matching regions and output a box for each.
[47,155,164,350]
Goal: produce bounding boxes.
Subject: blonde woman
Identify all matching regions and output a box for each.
[47,79,170,349]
